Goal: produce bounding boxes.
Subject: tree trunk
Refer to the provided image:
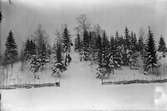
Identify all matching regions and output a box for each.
[101,78,104,85]
[6,66,8,87]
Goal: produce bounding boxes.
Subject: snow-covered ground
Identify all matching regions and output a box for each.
[0,62,56,87]
[101,53,167,83]
[104,66,167,83]
[1,52,167,111]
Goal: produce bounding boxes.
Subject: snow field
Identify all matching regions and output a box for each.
[1,52,167,111]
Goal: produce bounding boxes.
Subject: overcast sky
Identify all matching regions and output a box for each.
[1,0,167,51]
[2,0,166,7]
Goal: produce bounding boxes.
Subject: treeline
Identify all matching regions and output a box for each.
[74,16,167,77]
[0,14,167,78]
[0,25,72,79]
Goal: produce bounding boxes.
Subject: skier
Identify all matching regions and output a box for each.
[67,54,72,64]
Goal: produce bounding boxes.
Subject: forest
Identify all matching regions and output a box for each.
[0,13,167,87]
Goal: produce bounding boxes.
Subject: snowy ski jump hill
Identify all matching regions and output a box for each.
[1,52,167,111]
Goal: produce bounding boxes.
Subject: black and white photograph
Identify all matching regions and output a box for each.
[0,0,167,110]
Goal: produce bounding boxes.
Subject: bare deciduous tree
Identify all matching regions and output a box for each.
[76,14,90,33]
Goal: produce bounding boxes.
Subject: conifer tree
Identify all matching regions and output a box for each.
[130,32,137,52]
[110,36,116,52]
[4,31,18,68]
[51,41,66,78]
[96,35,105,79]
[89,31,97,62]
[62,26,71,53]
[27,40,40,77]
[110,35,123,69]
[56,42,63,64]
[33,25,50,71]
[124,27,130,50]
[144,27,157,73]
[30,55,40,79]
[96,32,114,79]
[122,27,131,65]
[62,26,72,66]
[30,40,37,56]
[101,31,110,68]
[24,39,31,61]
[96,34,102,65]
[158,35,166,53]
[38,41,48,70]
[24,39,37,62]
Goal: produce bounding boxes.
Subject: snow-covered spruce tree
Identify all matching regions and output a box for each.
[86,31,96,63]
[128,32,139,69]
[96,40,106,80]
[96,34,102,65]
[4,30,18,68]
[30,55,41,79]
[51,41,66,79]
[24,39,40,79]
[29,40,37,58]
[24,39,36,61]
[122,27,131,65]
[2,30,18,84]
[33,25,50,71]
[124,27,130,49]
[62,26,72,66]
[112,47,123,69]
[88,31,92,46]
[38,41,49,70]
[129,52,140,69]
[158,35,166,53]
[112,32,123,68]
[24,39,31,61]
[88,31,97,63]
[23,39,37,72]
[110,36,115,51]
[144,27,158,74]
[101,31,111,70]
[130,32,137,52]
[96,32,115,80]
[105,35,119,74]
[62,26,71,53]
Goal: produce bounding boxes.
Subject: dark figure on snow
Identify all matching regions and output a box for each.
[65,54,72,66]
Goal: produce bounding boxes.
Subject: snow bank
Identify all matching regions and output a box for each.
[0,62,57,87]
[103,66,167,83]
[159,56,167,76]
[1,52,167,111]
